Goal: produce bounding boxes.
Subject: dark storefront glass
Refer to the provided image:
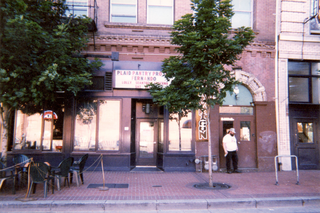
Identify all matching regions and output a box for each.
[288,61,320,104]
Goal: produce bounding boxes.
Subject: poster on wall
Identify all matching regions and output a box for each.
[196,109,208,142]
[114,70,170,89]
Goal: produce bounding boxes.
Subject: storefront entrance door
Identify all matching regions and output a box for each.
[219,116,257,169]
[292,118,319,169]
[136,119,158,166]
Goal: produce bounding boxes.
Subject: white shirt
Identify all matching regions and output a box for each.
[222,134,237,152]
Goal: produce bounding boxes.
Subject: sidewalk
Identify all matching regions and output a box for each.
[0,169,319,212]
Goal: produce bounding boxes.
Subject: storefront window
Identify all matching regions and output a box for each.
[74,99,121,151]
[14,102,64,151]
[74,99,97,151]
[14,111,42,150]
[288,61,320,104]
[98,100,120,151]
[168,112,192,151]
[289,77,309,102]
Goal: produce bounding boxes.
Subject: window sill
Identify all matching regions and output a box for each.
[104,22,173,31]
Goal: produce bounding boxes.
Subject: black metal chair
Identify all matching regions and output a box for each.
[53,157,74,191]
[27,162,54,198]
[69,154,88,186]
[13,154,30,169]
[13,154,30,188]
[0,162,16,194]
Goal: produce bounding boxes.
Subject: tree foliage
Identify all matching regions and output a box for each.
[148,0,254,185]
[149,0,254,110]
[0,0,102,114]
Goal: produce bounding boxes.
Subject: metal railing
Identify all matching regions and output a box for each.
[274,155,299,185]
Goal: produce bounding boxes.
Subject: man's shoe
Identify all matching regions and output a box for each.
[233,170,241,173]
[227,171,232,174]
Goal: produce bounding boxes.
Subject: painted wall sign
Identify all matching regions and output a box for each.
[196,109,208,142]
[114,70,170,89]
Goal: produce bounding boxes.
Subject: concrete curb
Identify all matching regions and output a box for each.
[0,197,319,212]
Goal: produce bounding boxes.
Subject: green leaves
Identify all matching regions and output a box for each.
[0,0,101,113]
[148,0,254,114]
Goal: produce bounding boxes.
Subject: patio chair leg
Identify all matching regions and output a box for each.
[70,172,73,184]
[51,177,54,194]
[64,177,70,187]
[12,172,16,194]
[56,177,61,191]
[32,183,37,194]
[73,170,80,187]
[80,173,84,184]
[27,182,33,198]
[44,181,47,198]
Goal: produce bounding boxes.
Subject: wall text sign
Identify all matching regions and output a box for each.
[114,70,170,89]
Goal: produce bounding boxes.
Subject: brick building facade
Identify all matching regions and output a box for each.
[4,0,281,172]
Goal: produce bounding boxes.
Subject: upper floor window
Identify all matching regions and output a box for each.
[288,61,320,104]
[147,0,173,25]
[231,0,252,28]
[110,0,137,23]
[66,0,88,17]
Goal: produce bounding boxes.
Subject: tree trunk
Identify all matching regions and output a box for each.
[0,106,9,165]
[178,113,182,151]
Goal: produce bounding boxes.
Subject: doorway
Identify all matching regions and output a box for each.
[292,118,319,169]
[219,115,257,169]
[136,119,158,166]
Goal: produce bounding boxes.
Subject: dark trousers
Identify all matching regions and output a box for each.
[226,151,238,171]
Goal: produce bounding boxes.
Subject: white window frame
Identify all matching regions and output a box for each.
[66,0,88,17]
[231,0,253,29]
[110,0,137,23]
[147,0,174,25]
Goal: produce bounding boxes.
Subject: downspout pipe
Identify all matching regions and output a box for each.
[275,0,280,161]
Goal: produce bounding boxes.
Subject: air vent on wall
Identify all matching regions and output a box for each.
[105,72,113,90]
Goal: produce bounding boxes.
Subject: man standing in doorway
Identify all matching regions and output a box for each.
[223,128,241,174]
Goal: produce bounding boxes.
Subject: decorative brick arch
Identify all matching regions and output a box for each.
[234,70,267,102]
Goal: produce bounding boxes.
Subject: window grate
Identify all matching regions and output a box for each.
[105,72,113,90]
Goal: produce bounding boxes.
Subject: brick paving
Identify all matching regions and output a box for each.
[0,170,319,201]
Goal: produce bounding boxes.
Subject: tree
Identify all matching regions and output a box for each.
[148,76,201,151]
[0,0,102,160]
[148,0,254,186]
